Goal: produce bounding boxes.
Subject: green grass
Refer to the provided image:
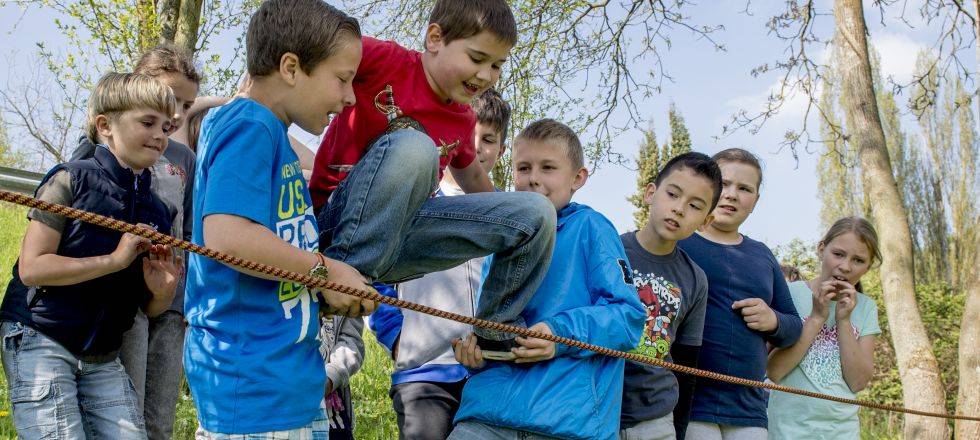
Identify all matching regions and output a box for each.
[349,332,400,439]
[0,206,27,438]
[859,409,903,440]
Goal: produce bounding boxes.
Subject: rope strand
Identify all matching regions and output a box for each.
[1,188,976,422]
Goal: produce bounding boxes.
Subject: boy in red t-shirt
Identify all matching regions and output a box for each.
[313,0,556,358]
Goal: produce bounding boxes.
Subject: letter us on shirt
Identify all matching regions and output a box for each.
[276,160,320,343]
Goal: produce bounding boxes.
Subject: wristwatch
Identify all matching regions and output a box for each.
[309,252,330,280]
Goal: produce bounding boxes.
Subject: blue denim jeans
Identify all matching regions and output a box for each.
[448,421,561,439]
[0,320,146,439]
[119,309,186,440]
[317,128,556,340]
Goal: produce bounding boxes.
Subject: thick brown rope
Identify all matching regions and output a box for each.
[1,188,977,422]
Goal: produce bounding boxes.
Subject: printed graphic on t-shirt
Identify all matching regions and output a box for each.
[632,271,682,359]
[276,160,319,343]
[800,316,860,388]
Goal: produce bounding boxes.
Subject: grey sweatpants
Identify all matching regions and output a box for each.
[119,310,186,440]
[390,380,466,440]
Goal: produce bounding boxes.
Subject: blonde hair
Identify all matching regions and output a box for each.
[516,118,584,169]
[87,72,176,143]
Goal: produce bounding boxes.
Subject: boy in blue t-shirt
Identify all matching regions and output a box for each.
[184,0,378,436]
[450,119,645,440]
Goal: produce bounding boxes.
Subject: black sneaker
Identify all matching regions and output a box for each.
[475,336,519,361]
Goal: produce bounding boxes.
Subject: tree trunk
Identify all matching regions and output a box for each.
[159,0,182,44]
[175,0,204,55]
[957,2,980,438]
[833,1,950,438]
[956,229,980,438]
[975,0,980,124]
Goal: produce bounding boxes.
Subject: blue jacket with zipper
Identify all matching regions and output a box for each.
[453,202,645,439]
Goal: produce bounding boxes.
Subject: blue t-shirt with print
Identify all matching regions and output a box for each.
[185,98,323,433]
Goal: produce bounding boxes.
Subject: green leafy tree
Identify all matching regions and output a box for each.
[628,104,693,229]
[815,57,861,229]
[0,0,260,169]
[910,52,954,285]
[629,122,660,229]
[0,115,23,167]
[666,103,692,155]
[946,78,977,290]
[772,238,818,280]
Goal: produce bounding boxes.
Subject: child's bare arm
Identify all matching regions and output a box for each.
[203,213,378,316]
[19,220,149,286]
[449,160,495,193]
[288,135,316,174]
[171,96,232,146]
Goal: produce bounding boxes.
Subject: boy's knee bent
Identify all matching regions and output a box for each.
[382,129,439,172]
[518,192,557,232]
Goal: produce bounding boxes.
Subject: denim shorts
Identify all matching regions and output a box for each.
[1,320,145,439]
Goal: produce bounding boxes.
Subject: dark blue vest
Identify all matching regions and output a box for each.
[1,145,173,356]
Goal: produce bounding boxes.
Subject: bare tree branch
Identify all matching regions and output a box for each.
[343,0,724,169]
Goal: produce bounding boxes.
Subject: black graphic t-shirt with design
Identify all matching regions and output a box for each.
[620,231,709,426]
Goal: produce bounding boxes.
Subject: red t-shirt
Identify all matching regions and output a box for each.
[309,37,477,208]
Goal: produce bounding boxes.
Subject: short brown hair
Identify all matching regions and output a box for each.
[712,147,764,189]
[429,0,517,46]
[87,72,176,143]
[473,88,511,139]
[516,118,584,169]
[134,43,201,85]
[246,0,361,77]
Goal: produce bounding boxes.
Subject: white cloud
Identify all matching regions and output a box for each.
[722,75,820,133]
[870,32,925,84]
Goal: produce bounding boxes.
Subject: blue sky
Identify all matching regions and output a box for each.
[0,0,962,249]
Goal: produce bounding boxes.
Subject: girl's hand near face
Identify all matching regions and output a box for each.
[833,280,859,322]
[809,280,836,323]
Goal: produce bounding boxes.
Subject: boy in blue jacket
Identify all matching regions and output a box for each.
[450,119,645,439]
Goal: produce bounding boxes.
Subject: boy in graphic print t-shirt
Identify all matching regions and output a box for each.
[620,152,722,440]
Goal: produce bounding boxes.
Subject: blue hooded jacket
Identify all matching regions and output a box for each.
[454,203,645,439]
